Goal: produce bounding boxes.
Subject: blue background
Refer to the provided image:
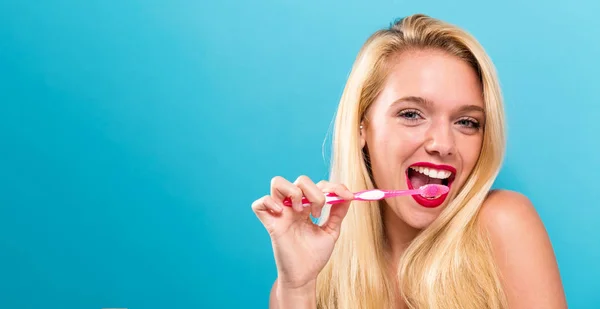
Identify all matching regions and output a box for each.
[1,0,598,308]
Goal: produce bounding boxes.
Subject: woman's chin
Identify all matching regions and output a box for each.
[385,199,445,230]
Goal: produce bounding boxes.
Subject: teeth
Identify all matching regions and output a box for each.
[410,166,452,179]
[429,170,438,178]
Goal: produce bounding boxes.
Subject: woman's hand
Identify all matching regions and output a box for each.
[252,175,354,290]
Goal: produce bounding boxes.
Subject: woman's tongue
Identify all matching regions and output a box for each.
[408,170,443,188]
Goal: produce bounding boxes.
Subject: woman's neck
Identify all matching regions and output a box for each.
[382,205,421,263]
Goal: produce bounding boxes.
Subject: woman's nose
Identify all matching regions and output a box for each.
[424,124,456,157]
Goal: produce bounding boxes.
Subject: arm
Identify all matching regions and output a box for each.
[479,190,568,309]
[269,279,317,309]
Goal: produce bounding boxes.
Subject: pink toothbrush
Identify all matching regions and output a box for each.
[282,184,449,207]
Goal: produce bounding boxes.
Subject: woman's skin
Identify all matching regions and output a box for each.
[252,49,567,309]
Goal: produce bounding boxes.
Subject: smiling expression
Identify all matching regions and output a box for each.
[360,49,485,229]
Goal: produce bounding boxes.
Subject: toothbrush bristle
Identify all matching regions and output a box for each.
[421,184,449,197]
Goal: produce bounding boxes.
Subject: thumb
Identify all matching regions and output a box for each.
[251,195,284,234]
[320,201,351,237]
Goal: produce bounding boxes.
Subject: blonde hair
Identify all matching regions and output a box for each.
[316,14,507,309]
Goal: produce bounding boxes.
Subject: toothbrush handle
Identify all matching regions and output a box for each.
[282,193,348,207]
[385,189,421,197]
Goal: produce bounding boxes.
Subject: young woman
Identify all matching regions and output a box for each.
[251,14,567,309]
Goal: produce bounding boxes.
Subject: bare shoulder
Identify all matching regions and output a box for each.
[479,189,568,308]
[480,189,542,234]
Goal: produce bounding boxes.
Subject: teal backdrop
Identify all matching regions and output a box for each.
[1,0,598,308]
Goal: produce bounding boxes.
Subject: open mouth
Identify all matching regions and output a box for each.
[405,162,456,208]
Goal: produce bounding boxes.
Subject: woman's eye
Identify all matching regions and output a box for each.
[456,118,480,129]
[398,109,423,121]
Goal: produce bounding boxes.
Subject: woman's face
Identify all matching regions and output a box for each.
[361,49,485,229]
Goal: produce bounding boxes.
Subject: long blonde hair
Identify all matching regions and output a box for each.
[316,14,507,309]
